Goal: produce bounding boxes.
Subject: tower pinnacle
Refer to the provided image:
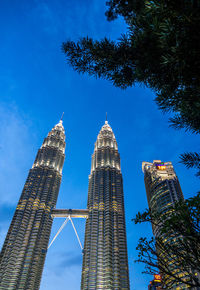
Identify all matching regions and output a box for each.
[61,112,64,121]
[105,112,108,124]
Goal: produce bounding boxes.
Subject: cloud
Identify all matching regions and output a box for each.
[0,103,35,205]
[47,250,82,271]
[29,0,126,42]
[59,252,82,268]
[41,260,82,290]
[40,249,82,289]
[31,0,60,35]
[0,204,15,222]
[0,204,16,247]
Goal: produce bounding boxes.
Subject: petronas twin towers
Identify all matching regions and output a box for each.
[0,120,66,289]
[82,121,129,289]
[0,119,130,290]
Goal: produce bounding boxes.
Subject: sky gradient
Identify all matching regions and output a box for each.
[0,1,199,289]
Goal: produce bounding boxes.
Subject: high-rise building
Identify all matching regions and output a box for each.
[81,120,130,289]
[0,120,65,290]
[142,160,200,289]
[142,160,184,237]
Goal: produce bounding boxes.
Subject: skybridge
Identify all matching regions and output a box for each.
[51,209,89,218]
[48,209,88,251]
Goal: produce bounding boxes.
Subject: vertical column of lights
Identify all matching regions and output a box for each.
[0,120,65,290]
[81,121,130,290]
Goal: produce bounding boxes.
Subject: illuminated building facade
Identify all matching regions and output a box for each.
[0,120,65,290]
[148,274,162,290]
[142,160,200,289]
[81,121,130,289]
[142,160,184,237]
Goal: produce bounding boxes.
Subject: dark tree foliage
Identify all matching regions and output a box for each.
[63,0,200,135]
[180,152,200,177]
[133,193,200,288]
[62,2,200,286]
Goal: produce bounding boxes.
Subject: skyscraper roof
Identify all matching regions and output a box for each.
[48,119,65,140]
[91,121,120,173]
[95,120,118,150]
[34,120,66,172]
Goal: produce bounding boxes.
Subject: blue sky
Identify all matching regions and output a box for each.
[0,1,199,289]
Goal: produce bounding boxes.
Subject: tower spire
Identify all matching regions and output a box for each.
[61,112,64,121]
[105,112,108,124]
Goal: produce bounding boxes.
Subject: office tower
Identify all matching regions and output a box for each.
[81,120,130,290]
[142,160,198,289]
[0,120,65,290]
[142,160,184,236]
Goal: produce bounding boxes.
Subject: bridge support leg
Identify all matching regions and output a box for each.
[48,217,69,249]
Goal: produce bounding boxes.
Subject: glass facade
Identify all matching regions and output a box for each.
[0,120,65,290]
[142,160,200,289]
[81,121,130,289]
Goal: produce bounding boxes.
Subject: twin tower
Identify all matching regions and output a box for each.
[0,120,130,290]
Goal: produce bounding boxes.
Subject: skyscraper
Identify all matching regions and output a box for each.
[142,160,193,289]
[142,160,184,232]
[0,120,65,290]
[81,120,130,290]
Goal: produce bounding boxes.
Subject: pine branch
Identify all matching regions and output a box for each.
[180,152,200,177]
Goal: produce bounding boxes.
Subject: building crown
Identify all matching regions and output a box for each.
[32,120,66,174]
[95,120,118,151]
[47,119,65,141]
[90,120,121,174]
